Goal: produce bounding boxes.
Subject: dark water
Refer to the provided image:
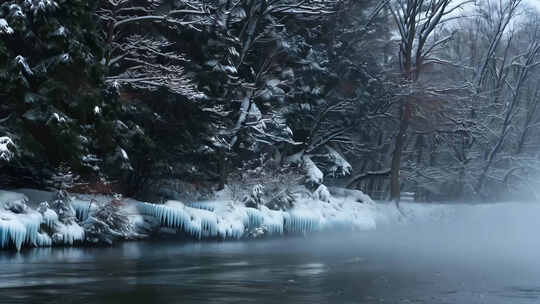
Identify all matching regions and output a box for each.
[1,203,540,304]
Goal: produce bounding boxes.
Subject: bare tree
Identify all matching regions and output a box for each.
[387,0,470,202]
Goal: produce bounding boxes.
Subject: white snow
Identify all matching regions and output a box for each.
[49,113,66,123]
[0,137,15,162]
[53,26,66,36]
[328,187,375,204]
[42,208,58,229]
[327,147,352,176]
[54,222,84,245]
[0,19,14,34]
[303,155,323,184]
[15,55,32,75]
[0,190,27,205]
[0,213,27,250]
[314,184,331,203]
[137,191,376,239]
[59,53,70,62]
[0,186,383,250]
[25,0,59,15]
[0,190,87,250]
[0,197,46,250]
[120,148,129,160]
[9,4,25,18]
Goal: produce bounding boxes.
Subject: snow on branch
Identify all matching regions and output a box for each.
[303,155,323,185]
[0,18,14,34]
[326,146,352,177]
[0,137,16,162]
[15,55,32,75]
[105,35,203,98]
[24,0,59,16]
[99,1,208,98]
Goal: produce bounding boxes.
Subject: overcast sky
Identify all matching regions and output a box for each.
[525,0,540,11]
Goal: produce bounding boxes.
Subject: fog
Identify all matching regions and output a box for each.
[367,202,540,269]
[2,202,540,303]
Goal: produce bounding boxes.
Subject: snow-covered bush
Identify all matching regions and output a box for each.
[302,155,324,185]
[243,184,265,208]
[50,190,76,224]
[326,147,352,177]
[288,148,352,188]
[2,196,27,214]
[226,155,303,211]
[83,195,132,245]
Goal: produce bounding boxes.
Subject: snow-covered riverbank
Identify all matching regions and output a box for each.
[0,188,382,251]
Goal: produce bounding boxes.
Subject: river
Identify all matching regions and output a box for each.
[1,202,540,303]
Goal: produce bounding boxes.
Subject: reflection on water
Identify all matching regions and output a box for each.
[1,202,540,303]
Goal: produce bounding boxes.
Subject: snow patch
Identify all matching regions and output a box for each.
[54,222,84,245]
[0,19,14,34]
[15,55,32,75]
[303,155,323,184]
[0,137,16,162]
[314,185,331,203]
[327,147,352,176]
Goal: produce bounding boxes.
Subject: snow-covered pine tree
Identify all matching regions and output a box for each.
[0,0,112,186]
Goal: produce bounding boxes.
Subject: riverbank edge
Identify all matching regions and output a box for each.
[0,188,378,251]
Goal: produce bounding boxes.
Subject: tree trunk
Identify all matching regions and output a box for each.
[390,101,412,202]
[217,152,227,190]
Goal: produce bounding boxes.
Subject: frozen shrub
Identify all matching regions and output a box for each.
[50,190,76,224]
[83,194,132,245]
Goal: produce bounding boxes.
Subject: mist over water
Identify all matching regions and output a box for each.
[1,202,540,303]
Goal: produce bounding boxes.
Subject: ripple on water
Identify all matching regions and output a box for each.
[502,286,540,300]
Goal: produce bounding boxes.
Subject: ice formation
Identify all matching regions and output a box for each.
[136,201,248,239]
[71,199,93,221]
[0,190,85,250]
[0,186,377,250]
[137,191,375,240]
[0,207,54,250]
[54,222,84,245]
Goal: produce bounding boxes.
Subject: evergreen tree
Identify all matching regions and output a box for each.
[0,0,108,186]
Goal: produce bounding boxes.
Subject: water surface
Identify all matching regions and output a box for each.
[1,202,540,303]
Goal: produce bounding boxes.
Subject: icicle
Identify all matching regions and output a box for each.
[56,222,85,245]
[259,206,284,235]
[71,199,92,221]
[36,232,52,247]
[19,212,42,247]
[245,208,264,228]
[42,209,58,230]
